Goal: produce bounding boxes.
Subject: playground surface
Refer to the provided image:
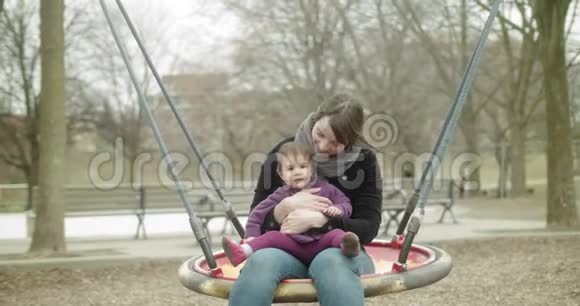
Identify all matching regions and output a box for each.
[0,235,579,306]
[1,194,580,305]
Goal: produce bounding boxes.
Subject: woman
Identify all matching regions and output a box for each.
[229,93,383,306]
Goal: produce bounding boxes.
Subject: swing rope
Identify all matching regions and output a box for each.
[100,0,223,273]
[393,0,503,270]
[111,0,246,239]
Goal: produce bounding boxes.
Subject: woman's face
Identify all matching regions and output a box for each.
[312,116,346,157]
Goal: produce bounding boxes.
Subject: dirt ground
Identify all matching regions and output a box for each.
[1,235,579,306]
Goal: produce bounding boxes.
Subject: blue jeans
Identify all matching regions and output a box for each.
[229,247,375,306]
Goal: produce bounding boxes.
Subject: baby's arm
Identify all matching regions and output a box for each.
[325,185,352,218]
[245,188,287,238]
[323,206,343,217]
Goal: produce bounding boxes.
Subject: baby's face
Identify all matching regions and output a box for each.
[279,154,313,189]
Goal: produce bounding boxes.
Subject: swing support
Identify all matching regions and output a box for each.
[391,0,502,271]
[99,0,504,290]
[99,0,245,275]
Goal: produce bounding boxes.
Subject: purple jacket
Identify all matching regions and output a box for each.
[245,176,352,243]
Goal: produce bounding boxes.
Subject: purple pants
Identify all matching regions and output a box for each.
[246,229,346,264]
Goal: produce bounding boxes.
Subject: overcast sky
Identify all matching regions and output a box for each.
[113,0,580,73]
[116,0,240,73]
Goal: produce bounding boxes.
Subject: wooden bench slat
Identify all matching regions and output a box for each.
[66,210,142,217]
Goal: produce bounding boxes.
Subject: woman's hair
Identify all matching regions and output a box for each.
[314,93,366,147]
[276,142,313,172]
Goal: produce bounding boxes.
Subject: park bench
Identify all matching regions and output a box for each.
[430,179,459,223]
[27,185,254,241]
[381,178,459,235]
[397,178,459,223]
[26,179,458,240]
[27,186,142,238]
[381,186,409,236]
[134,186,253,241]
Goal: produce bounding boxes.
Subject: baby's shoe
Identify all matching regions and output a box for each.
[340,232,360,257]
[222,236,247,267]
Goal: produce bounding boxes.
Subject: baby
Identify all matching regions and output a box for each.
[222,142,360,266]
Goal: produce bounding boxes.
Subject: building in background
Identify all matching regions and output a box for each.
[152,73,228,153]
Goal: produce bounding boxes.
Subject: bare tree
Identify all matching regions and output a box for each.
[332,0,435,154]
[29,0,66,255]
[0,0,97,207]
[473,0,545,198]
[220,0,360,163]
[77,4,179,185]
[532,0,579,228]
[499,9,538,197]
[222,91,288,158]
[391,0,489,184]
[0,1,41,207]
[227,0,352,108]
[471,0,543,196]
[226,0,439,159]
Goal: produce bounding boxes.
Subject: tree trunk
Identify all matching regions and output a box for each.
[509,117,527,196]
[575,141,580,174]
[495,141,509,198]
[508,29,537,198]
[25,126,40,211]
[533,0,579,229]
[462,121,481,184]
[25,164,37,212]
[29,0,67,255]
[459,0,481,188]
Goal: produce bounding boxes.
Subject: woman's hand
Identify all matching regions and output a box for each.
[280,209,329,235]
[273,188,332,223]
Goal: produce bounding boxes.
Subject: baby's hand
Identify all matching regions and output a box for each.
[323,206,342,217]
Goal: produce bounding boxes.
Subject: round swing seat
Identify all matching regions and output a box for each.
[178,239,452,303]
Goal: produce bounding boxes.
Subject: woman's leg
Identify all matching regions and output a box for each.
[229,248,308,306]
[308,248,375,306]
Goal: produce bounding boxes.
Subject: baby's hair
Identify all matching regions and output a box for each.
[276,142,313,172]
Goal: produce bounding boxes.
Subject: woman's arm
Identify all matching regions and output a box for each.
[280,209,329,234]
[272,197,292,224]
[272,188,331,223]
[270,191,333,234]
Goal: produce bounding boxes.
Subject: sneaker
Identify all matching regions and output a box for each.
[222,236,248,267]
[340,232,360,257]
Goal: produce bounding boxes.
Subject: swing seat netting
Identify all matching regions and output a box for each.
[178,240,451,303]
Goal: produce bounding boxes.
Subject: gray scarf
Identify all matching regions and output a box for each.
[295,112,363,178]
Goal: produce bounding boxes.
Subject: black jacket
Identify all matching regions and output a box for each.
[250,138,383,244]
